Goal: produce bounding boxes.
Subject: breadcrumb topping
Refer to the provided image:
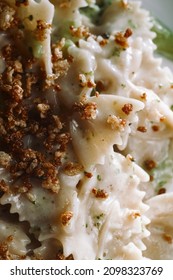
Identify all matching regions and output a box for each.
[0,2,16,31]
[61,211,73,226]
[144,159,156,171]
[0,180,10,194]
[73,101,97,120]
[121,103,133,115]
[63,162,84,176]
[137,126,147,133]
[70,25,90,39]
[115,28,133,49]
[0,151,11,168]
[92,188,109,199]
[51,40,70,79]
[35,20,52,42]
[107,115,126,131]
[162,233,172,244]
[0,14,72,195]
[0,241,11,260]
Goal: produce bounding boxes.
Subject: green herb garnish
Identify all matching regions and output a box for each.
[152,19,173,61]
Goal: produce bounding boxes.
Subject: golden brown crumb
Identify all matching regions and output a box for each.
[84,171,93,178]
[51,41,70,79]
[0,236,25,260]
[13,60,23,73]
[137,126,147,133]
[0,2,16,30]
[107,115,126,131]
[0,241,11,260]
[53,115,63,130]
[0,33,71,193]
[115,28,132,49]
[63,162,83,176]
[70,25,90,39]
[25,73,37,97]
[35,20,52,41]
[121,103,133,115]
[73,102,97,120]
[61,211,73,226]
[99,39,108,47]
[152,125,159,132]
[0,152,11,168]
[162,233,172,244]
[115,32,128,48]
[12,82,24,102]
[144,159,156,171]
[92,188,109,199]
[158,187,166,195]
[37,103,50,118]
[124,28,133,38]
[0,180,10,193]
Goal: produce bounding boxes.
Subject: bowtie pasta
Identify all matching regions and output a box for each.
[0,0,173,260]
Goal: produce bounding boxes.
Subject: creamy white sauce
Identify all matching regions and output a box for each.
[1,0,173,260]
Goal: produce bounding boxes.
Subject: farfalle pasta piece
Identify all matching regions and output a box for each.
[0,220,30,259]
[70,95,144,167]
[2,0,54,74]
[144,194,173,260]
[33,238,63,260]
[58,152,149,259]
[1,0,173,260]
[0,171,83,240]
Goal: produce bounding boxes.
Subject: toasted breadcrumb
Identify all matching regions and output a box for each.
[0,152,11,168]
[115,28,132,49]
[107,114,126,131]
[0,23,71,194]
[144,159,156,171]
[70,25,90,39]
[61,211,73,226]
[137,126,147,133]
[35,20,52,41]
[92,188,109,199]
[63,162,84,176]
[0,180,10,194]
[0,241,11,260]
[162,233,172,244]
[73,101,97,120]
[122,103,133,115]
[0,2,16,31]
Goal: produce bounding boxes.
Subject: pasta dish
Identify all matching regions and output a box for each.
[0,0,173,260]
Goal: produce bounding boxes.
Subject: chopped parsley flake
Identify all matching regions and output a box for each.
[97,174,102,181]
